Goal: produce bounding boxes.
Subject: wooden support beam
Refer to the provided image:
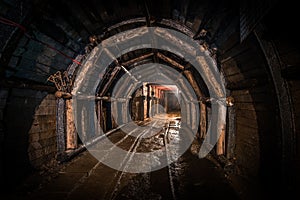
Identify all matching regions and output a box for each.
[56,98,66,159]
[122,101,128,123]
[186,102,190,126]
[216,124,226,155]
[102,104,107,132]
[183,70,202,97]
[226,106,236,159]
[183,70,207,139]
[191,102,197,131]
[97,100,101,127]
[156,52,185,70]
[148,85,152,117]
[111,101,118,125]
[99,66,121,96]
[122,53,154,66]
[66,99,77,150]
[143,83,148,119]
[200,103,207,138]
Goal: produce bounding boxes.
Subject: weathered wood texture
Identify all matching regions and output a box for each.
[216,124,226,155]
[66,99,77,150]
[56,98,66,156]
[226,106,236,159]
[183,70,207,139]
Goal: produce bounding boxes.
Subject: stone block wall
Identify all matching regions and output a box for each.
[27,94,57,168]
[1,88,57,188]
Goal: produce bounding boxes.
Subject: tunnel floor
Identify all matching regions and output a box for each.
[15,115,238,200]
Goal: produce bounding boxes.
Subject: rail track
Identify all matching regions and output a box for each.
[68,117,182,200]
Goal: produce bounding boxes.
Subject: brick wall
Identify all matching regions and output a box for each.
[2,88,57,187]
[27,94,57,168]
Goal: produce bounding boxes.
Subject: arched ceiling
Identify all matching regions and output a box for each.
[0,0,239,86]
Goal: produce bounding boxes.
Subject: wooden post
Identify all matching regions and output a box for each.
[148,86,152,117]
[164,91,168,113]
[191,102,197,131]
[56,98,66,157]
[143,83,148,119]
[66,99,77,150]
[103,106,107,132]
[95,100,101,136]
[186,102,190,126]
[122,102,127,124]
[80,105,87,141]
[200,102,207,139]
[136,101,141,121]
[216,124,226,155]
[111,101,118,127]
[156,88,160,114]
[206,106,212,144]
[226,106,236,159]
[184,70,207,139]
[97,100,101,127]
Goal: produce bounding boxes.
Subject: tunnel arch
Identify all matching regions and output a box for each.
[64,17,295,196]
[1,0,299,198]
[70,24,227,171]
[61,17,291,191]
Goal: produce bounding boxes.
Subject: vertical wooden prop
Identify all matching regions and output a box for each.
[57,98,66,154]
[200,102,207,139]
[122,102,127,124]
[184,70,207,139]
[136,101,141,121]
[216,123,226,155]
[148,86,152,117]
[112,101,118,128]
[66,99,77,150]
[164,92,168,113]
[143,84,148,119]
[186,102,190,126]
[226,106,236,159]
[97,101,101,129]
[191,102,197,130]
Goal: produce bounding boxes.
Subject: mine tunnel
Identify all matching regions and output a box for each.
[0,0,300,199]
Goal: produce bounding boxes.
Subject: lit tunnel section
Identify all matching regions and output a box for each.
[71,26,227,173]
[125,83,181,121]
